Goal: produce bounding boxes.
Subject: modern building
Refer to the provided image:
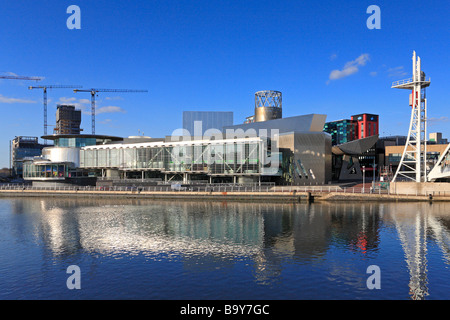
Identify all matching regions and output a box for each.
[323,113,380,180]
[330,135,379,181]
[278,132,332,185]
[23,134,123,186]
[54,105,82,134]
[22,90,383,186]
[11,136,45,178]
[182,111,233,138]
[323,119,358,145]
[225,114,327,138]
[351,113,379,140]
[323,113,378,146]
[429,132,448,145]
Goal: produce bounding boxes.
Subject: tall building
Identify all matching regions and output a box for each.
[323,119,358,146]
[54,105,82,134]
[182,111,233,137]
[351,113,379,140]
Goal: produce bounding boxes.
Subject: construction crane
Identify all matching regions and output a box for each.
[0,74,42,81]
[28,85,83,139]
[73,88,148,134]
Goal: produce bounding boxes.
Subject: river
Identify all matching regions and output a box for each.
[0,197,449,300]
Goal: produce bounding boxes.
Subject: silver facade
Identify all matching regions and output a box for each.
[223,114,327,138]
[182,111,234,137]
[278,132,332,185]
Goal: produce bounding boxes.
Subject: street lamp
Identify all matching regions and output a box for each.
[362,166,366,193]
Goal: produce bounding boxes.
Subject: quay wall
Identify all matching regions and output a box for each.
[390,182,450,197]
[1,189,449,202]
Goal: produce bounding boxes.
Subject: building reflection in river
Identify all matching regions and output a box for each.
[8,197,450,299]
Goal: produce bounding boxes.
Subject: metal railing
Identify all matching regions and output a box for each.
[391,78,413,87]
[2,183,449,196]
[0,183,394,195]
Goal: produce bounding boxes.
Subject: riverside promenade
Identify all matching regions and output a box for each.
[1,183,449,202]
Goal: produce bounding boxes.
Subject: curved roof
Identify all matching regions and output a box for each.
[41,134,123,141]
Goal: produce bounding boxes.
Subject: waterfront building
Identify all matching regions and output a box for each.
[323,119,358,145]
[21,90,376,186]
[351,113,379,140]
[11,136,45,178]
[23,134,123,186]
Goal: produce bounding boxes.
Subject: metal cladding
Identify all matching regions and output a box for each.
[331,135,379,156]
[254,90,282,122]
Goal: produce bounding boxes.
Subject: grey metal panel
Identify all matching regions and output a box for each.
[223,114,327,138]
[278,131,332,185]
[332,135,379,155]
[182,111,234,137]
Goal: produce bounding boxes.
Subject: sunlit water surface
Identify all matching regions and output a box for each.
[0,197,449,300]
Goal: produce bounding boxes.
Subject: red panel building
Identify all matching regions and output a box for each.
[351,114,379,139]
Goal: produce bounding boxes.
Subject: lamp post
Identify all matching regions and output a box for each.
[362,166,366,193]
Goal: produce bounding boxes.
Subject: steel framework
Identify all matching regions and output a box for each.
[391,51,431,182]
[255,90,282,109]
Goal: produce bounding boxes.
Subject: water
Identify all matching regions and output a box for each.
[0,197,449,300]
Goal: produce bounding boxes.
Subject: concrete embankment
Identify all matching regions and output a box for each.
[314,192,450,202]
[1,189,449,202]
[0,189,311,203]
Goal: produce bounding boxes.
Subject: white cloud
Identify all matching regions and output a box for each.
[57,97,89,114]
[55,97,126,115]
[387,66,408,78]
[327,53,370,84]
[58,97,77,103]
[0,94,36,104]
[105,96,124,101]
[96,106,126,114]
[428,116,449,126]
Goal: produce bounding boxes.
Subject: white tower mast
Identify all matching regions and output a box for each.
[391,51,431,182]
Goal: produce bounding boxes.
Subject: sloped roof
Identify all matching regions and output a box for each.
[332,135,379,155]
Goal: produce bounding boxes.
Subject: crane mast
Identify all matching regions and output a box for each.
[28,85,83,142]
[73,88,148,134]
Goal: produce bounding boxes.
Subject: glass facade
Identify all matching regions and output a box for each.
[182,111,234,137]
[54,137,97,147]
[80,139,264,175]
[323,120,357,145]
[23,162,69,179]
[12,136,45,177]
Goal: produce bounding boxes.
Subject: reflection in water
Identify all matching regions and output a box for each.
[6,198,450,299]
[389,202,450,300]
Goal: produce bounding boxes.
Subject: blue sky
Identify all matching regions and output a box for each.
[0,0,449,167]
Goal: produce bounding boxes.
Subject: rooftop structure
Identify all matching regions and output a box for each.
[254,90,282,122]
[182,111,233,138]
